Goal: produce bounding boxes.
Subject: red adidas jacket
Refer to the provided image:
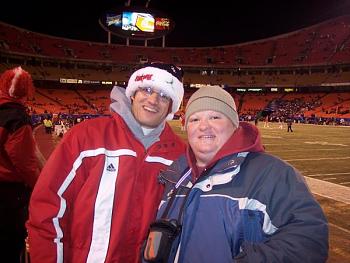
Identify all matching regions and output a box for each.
[27,113,185,263]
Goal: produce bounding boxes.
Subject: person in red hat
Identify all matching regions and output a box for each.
[27,62,186,263]
[0,66,42,262]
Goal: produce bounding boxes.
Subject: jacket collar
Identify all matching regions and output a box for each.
[159,151,249,190]
[186,121,264,179]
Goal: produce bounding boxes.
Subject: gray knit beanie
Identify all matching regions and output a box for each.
[185,86,239,128]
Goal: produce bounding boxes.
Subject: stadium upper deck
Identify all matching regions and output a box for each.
[0,15,349,90]
[1,15,349,67]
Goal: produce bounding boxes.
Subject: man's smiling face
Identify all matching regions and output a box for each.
[131,88,172,128]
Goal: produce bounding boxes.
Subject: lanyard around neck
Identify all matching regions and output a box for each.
[160,163,217,221]
[161,168,192,219]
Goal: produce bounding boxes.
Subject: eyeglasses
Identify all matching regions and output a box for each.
[138,87,171,104]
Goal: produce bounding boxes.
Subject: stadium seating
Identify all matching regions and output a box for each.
[0,15,349,122]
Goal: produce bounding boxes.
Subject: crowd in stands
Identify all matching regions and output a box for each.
[27,87,350,130]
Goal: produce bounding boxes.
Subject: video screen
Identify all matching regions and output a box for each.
[122,11,155,32]
[99,7,174,40]
[106,14,122,27]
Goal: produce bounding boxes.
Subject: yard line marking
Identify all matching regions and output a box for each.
[307,172,350,177]
[285,156,350,161]
[263,144,286,146]
[304,177,350,204]
[261,135,283,139]
[328,223,350,234]
[304,141,348,146]
[269,148,340,153]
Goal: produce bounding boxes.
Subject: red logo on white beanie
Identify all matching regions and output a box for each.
[135,74,153,82]
[126,66,184,120]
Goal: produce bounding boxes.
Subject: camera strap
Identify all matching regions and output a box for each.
[143,164,219,263]
[161,168,192,219]
[161,163,217,222]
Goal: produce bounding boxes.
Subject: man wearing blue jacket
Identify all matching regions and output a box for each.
[143,86,328,263]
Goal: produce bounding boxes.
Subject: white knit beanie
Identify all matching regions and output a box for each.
[185,86,239,128]
[125,63,184,120]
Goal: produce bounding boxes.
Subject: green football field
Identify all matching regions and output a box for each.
[169,120,350,187]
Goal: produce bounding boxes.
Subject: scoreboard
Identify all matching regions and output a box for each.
[99,6,175,40]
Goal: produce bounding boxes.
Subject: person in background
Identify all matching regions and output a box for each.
[287,116,294,132]
[43,117,53,134]
[254,115,259,126]
[0,66,42,263]
[27,62,186,263]
[143,86,328,263]
[179,110,186,131]
[263,115,270,128]
[278,117,284,129]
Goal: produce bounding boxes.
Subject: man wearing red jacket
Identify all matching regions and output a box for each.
[27,62,186,263]
[0,66,41,263]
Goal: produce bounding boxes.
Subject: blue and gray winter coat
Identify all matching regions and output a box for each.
[150,122,328,263]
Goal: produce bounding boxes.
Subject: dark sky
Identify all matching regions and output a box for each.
[1,0,350,47]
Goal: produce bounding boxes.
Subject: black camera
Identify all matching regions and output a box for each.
[143,219,181,263]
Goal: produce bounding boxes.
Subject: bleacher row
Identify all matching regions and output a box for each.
[27,87,350,120]
[0,62,349,88]
[1,15,350,122]
[1,15,350,67]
